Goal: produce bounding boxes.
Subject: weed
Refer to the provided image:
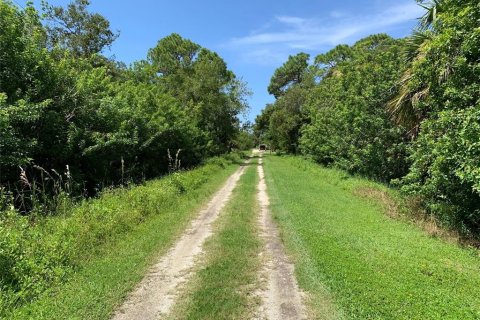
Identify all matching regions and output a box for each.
[0,155,240,318]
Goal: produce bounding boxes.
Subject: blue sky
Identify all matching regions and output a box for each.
[26,0,424,122]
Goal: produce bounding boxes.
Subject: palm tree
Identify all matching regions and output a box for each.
[418,0,444,31]
[387,31,431,136]
[388,0,443,136]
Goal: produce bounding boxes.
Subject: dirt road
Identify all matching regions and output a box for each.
[112,155,306,319]
[257,156,306,319]
[112,164,247,320]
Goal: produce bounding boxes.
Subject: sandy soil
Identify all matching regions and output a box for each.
[256,156,307,319]
[112,164,247,320]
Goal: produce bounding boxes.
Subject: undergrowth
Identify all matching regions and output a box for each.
[0,154,242,317]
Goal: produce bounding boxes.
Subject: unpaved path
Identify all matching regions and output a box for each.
[257,156,307,319]
[112,164,247,320]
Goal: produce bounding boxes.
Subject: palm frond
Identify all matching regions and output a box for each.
[404,30,431,63]
[387,69,427,136]
[418,0,444,31]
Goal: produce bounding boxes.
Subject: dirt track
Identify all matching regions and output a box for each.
[257,156,306,319]
[112,164,247,320]
[112,155,306,319]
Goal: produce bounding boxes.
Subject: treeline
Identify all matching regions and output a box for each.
[255,0,480,236]
[0,0,250,212]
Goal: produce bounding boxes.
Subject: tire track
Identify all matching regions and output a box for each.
[257,156,307,319]
[112,164,248,320]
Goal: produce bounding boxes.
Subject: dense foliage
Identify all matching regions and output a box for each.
[397,0,480,234]
[254,53,312,153]
[301,35,409,181]
[0,0,251,312]
[0,154,242,316]
[0,0,249,212]
[256,0,480,235]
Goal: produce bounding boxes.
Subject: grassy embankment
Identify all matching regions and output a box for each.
[1,155,243,319]
[263,155,480,319]
[168,158,262,319]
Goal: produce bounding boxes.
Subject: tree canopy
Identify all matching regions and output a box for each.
[267,52,310,98]
[0,0,249,204]
[42,0,118,57]
[255,0,480,235]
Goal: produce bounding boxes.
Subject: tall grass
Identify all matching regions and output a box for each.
[3,164,75,217]
[0,154,243,317]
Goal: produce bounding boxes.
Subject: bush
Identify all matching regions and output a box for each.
[0,155,237,315]
[300,35,409,182]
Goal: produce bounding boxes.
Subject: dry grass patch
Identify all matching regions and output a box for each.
[353,186,479,248]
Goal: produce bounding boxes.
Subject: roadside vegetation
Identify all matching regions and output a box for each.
[2,0,479,318]
[1,0,251,212]
[0,0,253,315]
[255,0,480,237]
[2,155,242,319]
[263,155,480,319]
[169,159,261,320]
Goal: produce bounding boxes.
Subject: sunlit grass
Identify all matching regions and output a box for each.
[169,159,261,319]
[6,158,240,319]
[263,155,480,319]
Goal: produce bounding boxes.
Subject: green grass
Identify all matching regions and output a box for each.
[169,159,261,320]
[2,156,242,319]
[263,155,480,319]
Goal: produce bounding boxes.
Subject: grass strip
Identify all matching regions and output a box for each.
[263,155,480,320]
[169,159,261,320]
[6,157,241,319]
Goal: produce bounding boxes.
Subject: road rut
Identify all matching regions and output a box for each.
[257,156,307,319]
[112,164,247,320]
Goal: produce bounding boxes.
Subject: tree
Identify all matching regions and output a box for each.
[257,52,313,153]
[42,0,118,57]
[267,52,309,98]
[254,104,275,146]
[300,34,409,181]
[0,1,248,198]
[234,122,255,151]
[0,1,56,180]
[148,34,249,154]
[148,33,200,76]
[387,1,445,136]
[398,0,480,234]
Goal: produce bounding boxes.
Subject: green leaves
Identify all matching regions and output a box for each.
[148,33,249,154]
[263,0,480,235]
[1,3,248,195]
[268,52,309,98]
[148,33,200,76]
[397,0,480,234]
[255,52,312,152]
[42,0,118,57]
[300,35,409,181]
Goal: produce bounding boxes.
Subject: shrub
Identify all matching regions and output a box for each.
[0,155,238,315]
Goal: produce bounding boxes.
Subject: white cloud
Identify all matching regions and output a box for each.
[275,16,307,27]
[224,1,424,66]
[241,48,288,66]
